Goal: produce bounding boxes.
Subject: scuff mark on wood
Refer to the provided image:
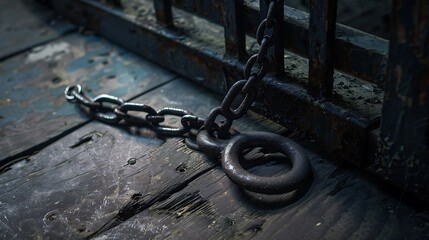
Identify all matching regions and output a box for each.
[151,191,214,218]
[69,131,103,149]
[84,166,216,239]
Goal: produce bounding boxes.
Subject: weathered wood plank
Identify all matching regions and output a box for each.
[0,121,211,239]
[96,140,429,239]
[0,78,286,239]
[0,33,176,165]
[0,0,76,60]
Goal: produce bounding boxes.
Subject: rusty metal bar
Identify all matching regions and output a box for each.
[153,0,173,26]
[260,0,284,76]
[376,0,429,200]
[308,0,337,99]
[170,0,387,87]
[223,0,246,61]
[49,0,376,166]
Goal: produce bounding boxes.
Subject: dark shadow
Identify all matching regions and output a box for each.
[233,152,314,209]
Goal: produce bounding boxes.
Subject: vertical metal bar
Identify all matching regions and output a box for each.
[260,0,284,76]
[223,0,246,61]
[153,0,173,27]
[377,0,429,199]
[307,0,337,99]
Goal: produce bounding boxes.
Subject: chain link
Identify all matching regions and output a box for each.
[220,80,256,120]
[204,0,278,137]
[63,1,312,196]
[114,102,156,125]
[65,0,279,141]
[64,85,202,137]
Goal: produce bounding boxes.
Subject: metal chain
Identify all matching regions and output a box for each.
[204,0,278,139]
[63,0,312,195]
[64,0,279,142]
[64,85,205,137]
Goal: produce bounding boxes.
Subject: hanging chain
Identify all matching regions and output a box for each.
[204,0,278,139]
[64,0,311,195]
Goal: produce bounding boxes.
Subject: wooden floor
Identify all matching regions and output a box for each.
[0,1,428,239]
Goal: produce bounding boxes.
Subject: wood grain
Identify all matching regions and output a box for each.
[0,78,286,239]
[96,140,429,239]
[0,0,76,60]
[0,33,176,164]
[2,2,427,239]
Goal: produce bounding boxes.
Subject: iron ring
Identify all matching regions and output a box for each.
[196,130,230,159]
[221,132,311,194]
[64,84,82,101]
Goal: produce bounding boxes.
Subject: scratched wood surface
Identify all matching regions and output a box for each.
[94,139,429,240]
[0,1,428,239]
[0,78,286,239]
[0,0,76,60]
[1,77,426,239]
[0,33,176,165]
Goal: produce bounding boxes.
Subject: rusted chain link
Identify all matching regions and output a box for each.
[64,85,205,137]
[203,0,279,138]
[64,0,311,196]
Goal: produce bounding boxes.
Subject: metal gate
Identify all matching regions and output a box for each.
[49,0,429,201]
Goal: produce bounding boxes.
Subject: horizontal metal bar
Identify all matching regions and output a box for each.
[50,0,377,166]
[171,0,388,87]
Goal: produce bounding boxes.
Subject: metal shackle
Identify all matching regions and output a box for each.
[221,132,311,195]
